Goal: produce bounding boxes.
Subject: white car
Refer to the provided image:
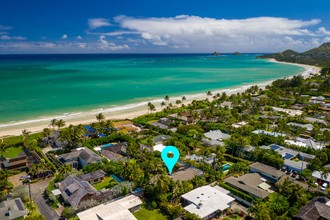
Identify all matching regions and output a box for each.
[320,182,328,191]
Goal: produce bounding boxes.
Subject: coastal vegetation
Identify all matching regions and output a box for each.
[0,65,330,219]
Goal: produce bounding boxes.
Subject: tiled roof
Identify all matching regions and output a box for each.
[249,162,285,178]
[78,170,106,182]
[295,197,330,220]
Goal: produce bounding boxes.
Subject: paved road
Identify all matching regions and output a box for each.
[30,178,60,220]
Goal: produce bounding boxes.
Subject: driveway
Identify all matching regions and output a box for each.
[30,178,60,220]
[8,172,27,188]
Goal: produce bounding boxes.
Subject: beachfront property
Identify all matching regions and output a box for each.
[76,195,142,220]
[0,197,28,220]
[168,111,196,124]
[181,185,235,220]
[113,120,142,133]
[203,130,231,146]
[57,147,102,169]
[271,107,303,116]
[224,173,272,200]
[249,162,285,183]
[252,130,286,137]
[0,154,28,171]
[295,197,330,220]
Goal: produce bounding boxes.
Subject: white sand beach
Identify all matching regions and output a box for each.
[0,60,320,137]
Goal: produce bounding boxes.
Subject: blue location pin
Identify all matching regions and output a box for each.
[161,146,180,174]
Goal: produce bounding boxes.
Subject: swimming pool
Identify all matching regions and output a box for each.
[101,143,112,149]
[222,164,231,171]
[110,174,123,183]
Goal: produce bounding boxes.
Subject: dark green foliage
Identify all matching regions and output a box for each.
[219,182,255,203]
[252,147,284,169]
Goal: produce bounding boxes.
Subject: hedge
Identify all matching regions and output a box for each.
[219,182,255,203]
[224,154,253,165]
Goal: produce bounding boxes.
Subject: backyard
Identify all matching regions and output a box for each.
[3,145,24,158]
[133,207,169,220]
[93,176,117,190]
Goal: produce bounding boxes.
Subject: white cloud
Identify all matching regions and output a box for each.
[76,35,83,40]
[61,34,68,39]
[98,35,129,50]
[0,25,12,30]
[104,15,326,52]
[38,42,57,48]
[0,35,26,40]
[88,18,112,29]
[318,27,330,35]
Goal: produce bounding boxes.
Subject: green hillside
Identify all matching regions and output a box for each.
[259,42,330,67]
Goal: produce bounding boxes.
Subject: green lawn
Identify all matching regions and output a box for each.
[223,214,244,220]
[133,208,169,220]
[93,176,117,190]
[3,145,24,158]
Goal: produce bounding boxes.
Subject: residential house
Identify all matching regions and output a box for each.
[272,107,303,116]
[294,197,330,220]
[284,159,308,173]
[232,121,248,128]
[57,175,99,207]
[1,155,28,171]
[287,122,314,132]
[312,171,330,184]
[252,130,286,137]
[181,185,235,220]
[170,163,204,181]
[169,112,196,124]
[185,154,215,165]
[58,147,102,169]
[224,173,271,200]
[203,130,231,146]
[295,137,324,150]
[113,120,141,133]
[78,170,106,184]
[220,101,233,109]
[76,195,142,220]
[0,198,28,220]
[249,162,285,183]
[152,135,171,145]
[101,142,127,161]
[309,96,325,104]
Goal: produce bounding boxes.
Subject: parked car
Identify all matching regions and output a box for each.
[281,166,287,172]
[292,171,297,178]
[321,182,328,191]
[286,169,292,175]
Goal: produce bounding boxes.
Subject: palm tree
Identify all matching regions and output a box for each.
[160,101,166,110]
[164,95,170,103]
[96,113,105,123]
[58,164,73,175]
[21,129,31,147]
[175,100,181,106]
[50,119,58,130]
[207,91,212,98]
[55,119,66,129]
[147,102,156,114]
[182,96,186,103]
[0,139,8,158]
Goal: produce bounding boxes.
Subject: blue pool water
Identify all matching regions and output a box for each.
[222,164,231,171]
[110,174,123,183]
[101,143,112,149]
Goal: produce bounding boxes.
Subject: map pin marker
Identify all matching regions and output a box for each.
[161,146,180,174]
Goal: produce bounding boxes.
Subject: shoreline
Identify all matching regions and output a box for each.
[0,60,320,137]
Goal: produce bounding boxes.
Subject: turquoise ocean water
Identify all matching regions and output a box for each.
[0,54,304,124]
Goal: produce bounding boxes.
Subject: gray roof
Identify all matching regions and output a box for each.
[295,197,330,220]
[58,175,99,207]
[261,145,315,160]
[295,137,323,150]
[204,130,231,140]
[59,147,102,165]
[252,130,286,137]
[312,171,330,183]
[224,173,271,199]
[78,170,106,182]
[249,162,285,179]
[287,122,314,131]
[170,167,204,181]
[151,122,169,129]
[0,198,28,220]
[101,150,123,161]
[152,135,171,143]
[284,159,309,172]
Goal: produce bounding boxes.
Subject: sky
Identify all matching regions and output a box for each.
[1,0,330,54]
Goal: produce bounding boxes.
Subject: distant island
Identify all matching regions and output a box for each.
[234,52,240,55]
[212,51,221,56]
[259,42,330,67]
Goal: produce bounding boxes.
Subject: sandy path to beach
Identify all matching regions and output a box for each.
[0,60,320,137]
